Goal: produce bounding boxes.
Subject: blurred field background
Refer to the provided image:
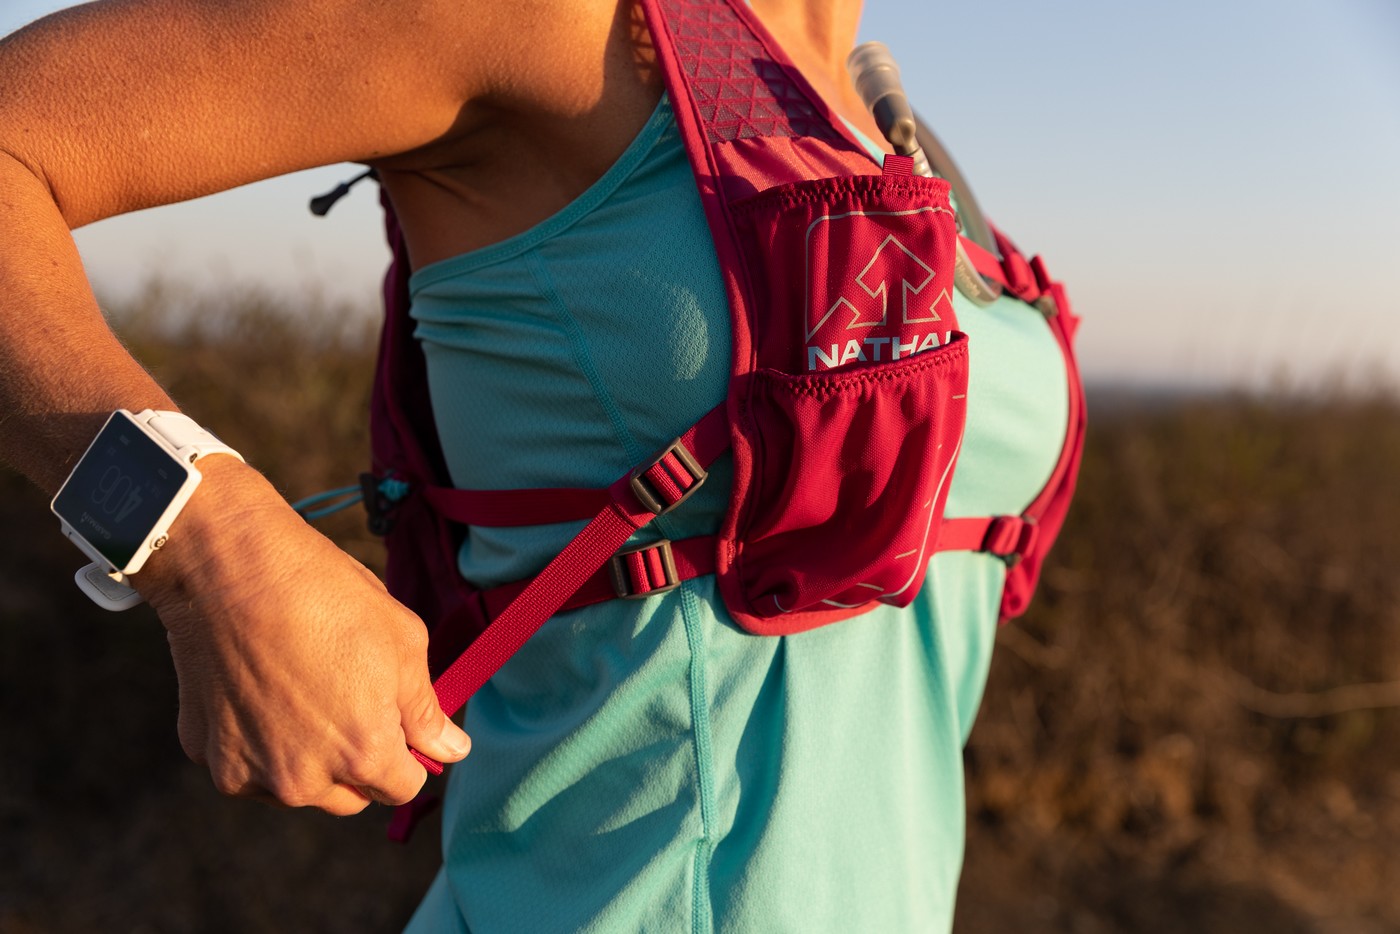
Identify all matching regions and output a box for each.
[3,289,1399,933]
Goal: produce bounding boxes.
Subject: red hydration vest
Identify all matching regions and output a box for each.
[368,0,1086,775]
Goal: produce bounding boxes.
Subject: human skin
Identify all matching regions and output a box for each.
[0,0,873,815]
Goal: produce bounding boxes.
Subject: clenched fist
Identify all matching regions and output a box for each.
[135,456,470,815]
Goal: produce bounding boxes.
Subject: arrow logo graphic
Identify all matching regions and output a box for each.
[810,235,941,339]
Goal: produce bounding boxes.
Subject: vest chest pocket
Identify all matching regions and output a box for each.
[719,173,970,632]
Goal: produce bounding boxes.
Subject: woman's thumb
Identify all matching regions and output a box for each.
[399,673,471,763]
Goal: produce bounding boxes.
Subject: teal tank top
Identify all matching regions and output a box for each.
[404,97,1068,933]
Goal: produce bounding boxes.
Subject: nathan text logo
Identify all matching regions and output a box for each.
[808,330,948,372]
[804,211,955,372]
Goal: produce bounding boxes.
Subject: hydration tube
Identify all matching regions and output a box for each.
[847,41,1003,306]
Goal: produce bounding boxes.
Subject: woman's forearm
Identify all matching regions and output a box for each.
[0,149,177,493]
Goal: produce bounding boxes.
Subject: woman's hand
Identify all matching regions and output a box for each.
[137,456,470,816]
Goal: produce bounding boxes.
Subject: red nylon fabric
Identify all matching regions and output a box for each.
[663,453,693,489]
[730,174,960,373]
[711,137,878,200]
[644,548,666,587]
[937,516,1010,553]
[427,488,653,727]
[656,0,849,145]
[646,459,686,503]
[627,551,650,590]
[726,334,969,628]
[883,154,915,176]
[960,237,1008,288]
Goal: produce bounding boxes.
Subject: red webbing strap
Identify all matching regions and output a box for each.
[883,153,915,176]
[419,408,739,529]
[431,493,651,708]
[937,515,1038,562]
[987,224,1049,304]
[408,408,730,771]
[936,516,999,552]
[480,535,717,618]
[470,518,1030,626]
[997,265,1086,622]
[959,237,1008,291]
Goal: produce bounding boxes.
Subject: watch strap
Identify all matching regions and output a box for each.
[137,410,245,466]
[75,561,147,612]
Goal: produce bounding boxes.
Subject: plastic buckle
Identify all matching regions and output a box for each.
[359,472,397,536]
[609,540,681,599]
[983,516,1038,568]
[629,439,707,515]
[1029,256,1059,316]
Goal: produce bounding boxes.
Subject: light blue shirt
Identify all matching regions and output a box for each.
[405,96,1068,933]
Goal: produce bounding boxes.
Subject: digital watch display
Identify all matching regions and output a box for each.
[52,409,243,610]
[52,410,199,574]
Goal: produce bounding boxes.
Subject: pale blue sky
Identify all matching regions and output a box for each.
[3,0,1397,389]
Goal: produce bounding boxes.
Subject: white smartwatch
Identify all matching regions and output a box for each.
[51,409,243,611]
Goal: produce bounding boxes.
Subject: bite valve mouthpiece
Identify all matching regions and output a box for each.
[846,41,932,178]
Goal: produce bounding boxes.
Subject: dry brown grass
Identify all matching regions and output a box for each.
[960,394,1400,933]
[2,288,1397,931]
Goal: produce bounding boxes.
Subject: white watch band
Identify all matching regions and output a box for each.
[137,410,245,465]
[76,561,148,612]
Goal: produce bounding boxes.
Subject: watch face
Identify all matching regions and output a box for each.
[52,413,193,570]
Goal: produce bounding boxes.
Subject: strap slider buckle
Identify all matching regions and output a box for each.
[629,439,708,515]
[610,540,681,599]
[983,516,1039,568]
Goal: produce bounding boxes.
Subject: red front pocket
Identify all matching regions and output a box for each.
[717,172,967,634]
[730,173,960,375]
[731,334,968,628]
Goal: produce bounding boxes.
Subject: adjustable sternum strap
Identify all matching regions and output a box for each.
[406,407,729,773]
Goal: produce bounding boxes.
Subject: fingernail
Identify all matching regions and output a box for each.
[441,722,472,758]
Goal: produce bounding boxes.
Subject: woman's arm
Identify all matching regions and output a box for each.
[0,0,526,814]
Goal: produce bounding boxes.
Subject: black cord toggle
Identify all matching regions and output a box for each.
[308,168,376,217]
